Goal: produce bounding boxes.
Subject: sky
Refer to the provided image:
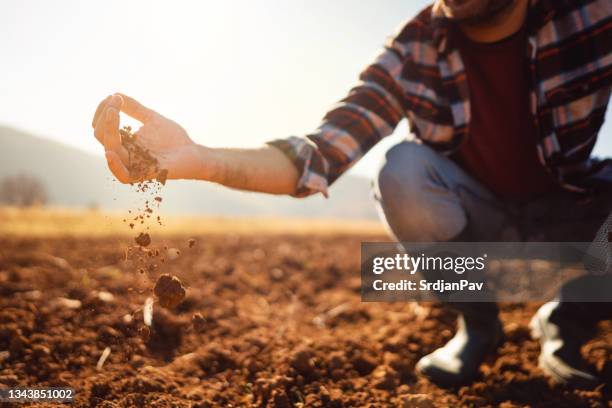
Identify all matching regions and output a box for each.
[0,0,610,179]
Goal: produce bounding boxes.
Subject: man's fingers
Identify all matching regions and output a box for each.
[103,104,131,183]
[94,95,123,144]
[93,95,112,144]
[103,104,130,164]
[94,124,103,146]
[94,111,107,146]
[103,106,121,149]
[105,151,132,184]
[92,95,111,129]
[117,93,156,123]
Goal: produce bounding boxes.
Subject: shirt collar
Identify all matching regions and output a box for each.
[430,2,452,54]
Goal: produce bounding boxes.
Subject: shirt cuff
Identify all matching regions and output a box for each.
[267,136,330,198]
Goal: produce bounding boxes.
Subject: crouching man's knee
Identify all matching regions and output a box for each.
[373,142,467,242]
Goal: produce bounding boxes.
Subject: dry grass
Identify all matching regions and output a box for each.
[0,206,386,238]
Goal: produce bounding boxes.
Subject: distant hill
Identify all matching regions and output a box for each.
[0,125,379,219]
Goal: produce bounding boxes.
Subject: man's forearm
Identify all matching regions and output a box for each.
[196,145,299,195]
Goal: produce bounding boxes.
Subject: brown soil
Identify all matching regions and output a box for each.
[134,233,151,248]
[120,126,167,184]
[0,235,609,407]
[154,274,186,309]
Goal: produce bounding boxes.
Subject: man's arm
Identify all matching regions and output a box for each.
[204,146,299,195]
[94,32,407,196]
[92,93,299,195]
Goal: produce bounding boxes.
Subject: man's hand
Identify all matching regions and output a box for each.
[92,93,299,195]
[92,93,210,183]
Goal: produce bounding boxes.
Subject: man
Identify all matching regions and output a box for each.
[93,0,611,387]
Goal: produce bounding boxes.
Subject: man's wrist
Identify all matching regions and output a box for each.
[193,145,249,190]
[191,144,220,182]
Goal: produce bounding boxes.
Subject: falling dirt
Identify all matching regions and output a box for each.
[0,235,609,407]
[154,274,186,309]
[116,125,187,312]
[134,233,151,248]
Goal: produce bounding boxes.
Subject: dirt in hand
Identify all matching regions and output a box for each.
[154,274,186,309]
[120,126,167,184]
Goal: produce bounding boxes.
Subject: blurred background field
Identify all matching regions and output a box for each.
[0,206,385,238]
[0,125,381,220]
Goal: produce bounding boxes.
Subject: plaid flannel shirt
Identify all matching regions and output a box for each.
[268,0,612,197]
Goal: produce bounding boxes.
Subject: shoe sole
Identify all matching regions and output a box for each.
[529,312,598,389]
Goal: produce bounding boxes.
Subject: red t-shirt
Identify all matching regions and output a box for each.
[453,23,558,201]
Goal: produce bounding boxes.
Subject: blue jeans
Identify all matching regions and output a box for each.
[373,141,506,243]
[373,141,612,319]
[374,140,612,244]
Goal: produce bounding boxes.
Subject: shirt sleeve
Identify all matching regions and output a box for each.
[267,35,407,198]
